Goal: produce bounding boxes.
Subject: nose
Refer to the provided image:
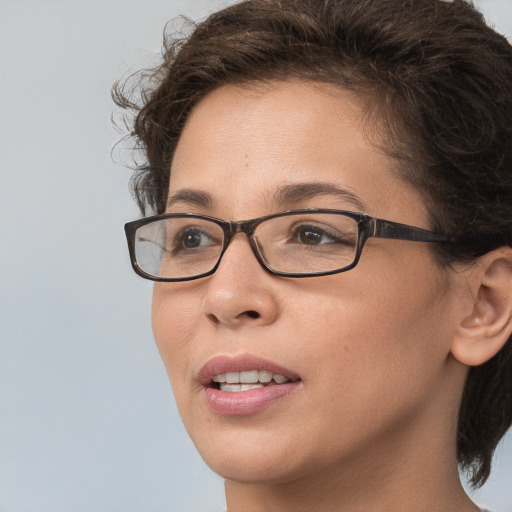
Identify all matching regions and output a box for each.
[202,234,280,327]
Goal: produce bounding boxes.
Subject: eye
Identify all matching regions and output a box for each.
[181,229,210,248]
[171,226,221,253]
[289,223,347,246]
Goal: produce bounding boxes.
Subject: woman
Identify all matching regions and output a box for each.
[116,0,512,510]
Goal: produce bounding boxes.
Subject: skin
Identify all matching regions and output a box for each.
[151,80,483,511]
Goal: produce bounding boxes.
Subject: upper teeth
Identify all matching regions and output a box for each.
[213,370,290,385]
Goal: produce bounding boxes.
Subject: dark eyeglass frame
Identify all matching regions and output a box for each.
[124,208,450,282]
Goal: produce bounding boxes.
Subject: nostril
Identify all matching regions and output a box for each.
[205,313,219,324]
[204,309,262,324]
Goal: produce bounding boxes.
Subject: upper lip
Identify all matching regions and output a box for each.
[198,354,301,386]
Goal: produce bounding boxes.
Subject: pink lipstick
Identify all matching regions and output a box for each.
[199,354,301,416]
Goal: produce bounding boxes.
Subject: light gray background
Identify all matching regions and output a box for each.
[1,1,511,511]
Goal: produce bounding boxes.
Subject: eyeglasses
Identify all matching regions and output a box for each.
[124,209,449,282]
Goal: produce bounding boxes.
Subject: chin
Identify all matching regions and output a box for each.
[188,423,312,484]
[205,454,306,485]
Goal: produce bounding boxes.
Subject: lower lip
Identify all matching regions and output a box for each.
[204,382,300,416]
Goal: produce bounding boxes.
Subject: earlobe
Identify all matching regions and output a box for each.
[451,247,512,367]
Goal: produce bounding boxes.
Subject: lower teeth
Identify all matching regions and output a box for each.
[220,383,265,392]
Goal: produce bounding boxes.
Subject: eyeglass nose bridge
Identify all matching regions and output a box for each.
[218,218,269,272]
[226,217,261,236]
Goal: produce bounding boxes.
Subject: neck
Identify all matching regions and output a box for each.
[225,446,477,512]
[225,393,479,512]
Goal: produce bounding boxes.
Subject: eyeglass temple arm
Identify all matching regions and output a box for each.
[373,219,450,243]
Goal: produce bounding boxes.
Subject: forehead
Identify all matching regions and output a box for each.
[172,80,367,173]
[168,80,427,224]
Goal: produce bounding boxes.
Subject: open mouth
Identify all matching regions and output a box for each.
[200,356,302,415]
[211,370,299,392]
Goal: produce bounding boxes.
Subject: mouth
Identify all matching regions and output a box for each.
[211,370,298,392]
[199,355,301,415]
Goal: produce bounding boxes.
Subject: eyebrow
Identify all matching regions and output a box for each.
[272,182,366,211]
[167,189,214,209]
[167,181,366,212]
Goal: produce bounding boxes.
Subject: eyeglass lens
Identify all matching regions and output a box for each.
[134,213,360,279]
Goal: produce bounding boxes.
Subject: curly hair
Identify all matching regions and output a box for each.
[113,0,512,487]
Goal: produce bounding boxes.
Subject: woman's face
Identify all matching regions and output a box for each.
[152,81,464,485]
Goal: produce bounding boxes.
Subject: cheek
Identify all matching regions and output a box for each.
[293,261,454,400]
[151,284,201,388]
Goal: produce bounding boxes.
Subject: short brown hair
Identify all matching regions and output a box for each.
[113,0,512,487]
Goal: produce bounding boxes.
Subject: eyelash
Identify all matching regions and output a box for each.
[287,223,355,246]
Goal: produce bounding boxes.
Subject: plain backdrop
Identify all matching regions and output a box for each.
[1,1,511,511]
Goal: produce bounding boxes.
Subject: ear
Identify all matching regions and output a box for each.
[451,247,512,367]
